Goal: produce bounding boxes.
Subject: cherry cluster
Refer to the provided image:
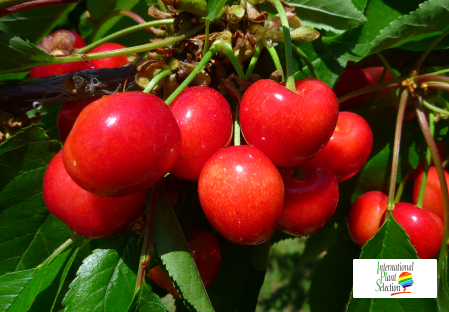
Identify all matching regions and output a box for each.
[39,29,377,293]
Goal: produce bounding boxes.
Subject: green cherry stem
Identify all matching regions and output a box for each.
[135,183,160,294]
[36,234,84,269]
[413,75,449,84]
[234,105,241,146]
[0,24,205,75]
[263,39,284,81]
[203,19,211,54]
[416,111,435,208]
[421,98,449,116]
[414,97,449,277]
[77,19,175,54]
[143,66,173,94]
[277,39,319,80]
[269,0,295,92]
[394,174,407,203]
[421,81,449,92]
[244,43,263,79]
[385,88,408,219]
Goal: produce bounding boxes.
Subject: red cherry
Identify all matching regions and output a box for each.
[149,227,221,298]
[278,166,339,236]
[43,151,146,239]
[88,43,130,69]
[306,112,373,182]
[333,69,371,111]
[169,87,232,181]
[363,67,392,98]
[392,203,443,259]
[57,97,101,142]
[240,79,338,168]
[347,191,388,247]
[409,141,444,181]
[198,145,284,245]
[63,92,181,196]
[412,167,449,221]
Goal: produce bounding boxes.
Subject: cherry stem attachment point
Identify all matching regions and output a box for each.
[263,39,284,81]
[269,0,295,92]
[77,19,175,54]
[414,97,449,277]
[386,88,408,219]
[135,182,160,294]
[0,24,205,75]
[416,111,434,208]
[143,66,173,94]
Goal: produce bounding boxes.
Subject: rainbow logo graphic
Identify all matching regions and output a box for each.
[391,272,413,296]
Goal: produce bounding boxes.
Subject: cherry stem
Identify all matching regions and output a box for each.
[77,19,175,54]
[413,28,449,73]
[262,39,284,81]
[36,234,84,269]
[222,48,246,81]
[386,88,408,219]
[420,81,449,92]
[394,174,407,203]
[165,44,217,105]
[0,0,30,11]
[143,66,173,94]
[413,75,449,84]
[278,39,319,80]
[269,0,296,92]
[337,80,401,104]
[0,24,205,75]
[89,9,167,43]
[416,111,434,208]
[203,20,211,55]
[424,68,449,76]
[135,183,160,294]
[234,105,241,146]
[0,0,80,17]
[244,43,263,79]
[414,97,449,277]
[421,98,449,116]
[376,52,399,79]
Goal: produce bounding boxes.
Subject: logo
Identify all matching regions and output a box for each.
[353,259,436,298]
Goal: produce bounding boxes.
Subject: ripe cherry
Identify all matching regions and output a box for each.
[43,151,146,239]
[198,145,284,245]
[409,141,444,181]
[278,166,339,236]
[363,67,392,98]
[333,69,371,111]
[347,191,388,247]
[30,30,92,78]
[412,167,449,221]
[88,43,130,69]
[240,79,338,168]
[306,112,373,182]
[63,92,181,196]
[57,97,101,142]
[392,203,443,259]
[169,86,232,181]
[149,226,221,298]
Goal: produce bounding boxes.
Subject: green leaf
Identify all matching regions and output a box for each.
[0,3,78,44]
[28,102,63,142]
[308,236,360,312]
[286,0,367,34]
[369,0,449,54]
[346,215,438,311]
[205,0,227,21]
[298,222,338,267]
[0,31,52,70]
[437,253,449,312]
[152,186,214,312]
[127,282,167,312]
[0,126,72,276]
[29,247,80,312]
[322,0,422,62]
[0,267,47,312]
[87,0,140,42]
[62,232,139,312]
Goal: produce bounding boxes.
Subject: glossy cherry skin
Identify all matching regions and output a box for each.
[30,30,91,78]
[278,166,339,236]
[334,69,371,111]
[306,112,373,182]
[88,43,130,69]
[43,151,146,239]
[347,191,388,247]
[412,167,449,221]
[169,87,232,181]
[57,97,101,142]
[392,203,443,259]
[198,145,284,245]
[63,92,181,196]
[240,79,338,168]
[149,227,221,298]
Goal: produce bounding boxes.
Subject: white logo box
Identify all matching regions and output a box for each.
[353,259,437,298]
